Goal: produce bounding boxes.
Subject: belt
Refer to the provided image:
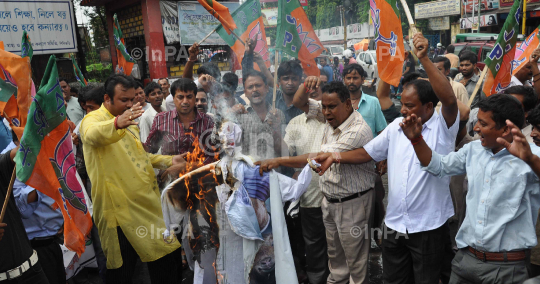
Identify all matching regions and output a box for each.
[467,247,528,262]
[30,236,57,248]
[325,188,373,203]
[0,250,38,281]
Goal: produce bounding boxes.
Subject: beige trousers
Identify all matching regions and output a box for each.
[322,189,374,284]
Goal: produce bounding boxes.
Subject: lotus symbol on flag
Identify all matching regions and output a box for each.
[50,130,88,215]
[249,22,270,61]
[370,2,398,56]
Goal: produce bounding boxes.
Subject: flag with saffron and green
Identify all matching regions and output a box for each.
[512,26,540,76]
[71,54,88,88]
[275,0,323,76]
[113,14,136,76]
[0,44,32,139]
[15,55,92,256]
[197,0,237,34]
[482,0,522,96]
[215,0,271,69]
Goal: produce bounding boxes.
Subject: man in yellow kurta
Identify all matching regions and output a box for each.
[81,74,183,283]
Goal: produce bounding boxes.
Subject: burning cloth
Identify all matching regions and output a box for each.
[161,122,312,284]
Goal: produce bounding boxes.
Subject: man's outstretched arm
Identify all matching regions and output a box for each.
[413,33,458,128]
[314,148,374,175]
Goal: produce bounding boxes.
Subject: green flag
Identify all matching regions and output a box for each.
[275,0,323,76]
[21,30,33,61]
[71,54,87,88]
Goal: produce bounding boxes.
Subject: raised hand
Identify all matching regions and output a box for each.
[412,33,429,59]
[303,76,321,91]
[199,74,215,93]
[531,48,540,63]
[188,43,200,61]
[496,120,534,163]
[267,109,282,133]
[399,114,423,140]
[117,102,143,129]
[245,37,257,54]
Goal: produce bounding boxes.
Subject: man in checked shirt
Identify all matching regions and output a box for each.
[144,78,216,174]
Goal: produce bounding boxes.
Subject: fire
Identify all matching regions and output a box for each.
[180,130,206,178]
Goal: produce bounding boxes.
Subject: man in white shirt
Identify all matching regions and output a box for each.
[314,33,460,284]
[139,82,165,143]
[158,78,171,111]
[134,82,150,112]
[59,78,84,125]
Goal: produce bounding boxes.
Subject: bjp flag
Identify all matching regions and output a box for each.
[0,45,32,140]
[216,0,271,70]
[512,26,540,76]
[482,0,522,96]
[16,55,92,255]
[369,0,405,87]
[197,0,237,34]
[275,0,324,76]
[113,14,136,76]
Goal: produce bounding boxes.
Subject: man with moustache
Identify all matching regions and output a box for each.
[257,80,376,284]
[238,70,286,162]
[195,88,209,114]
[80,74,186,283]
[144,78,216,164]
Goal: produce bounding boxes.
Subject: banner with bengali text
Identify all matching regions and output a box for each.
[0,0,77,55]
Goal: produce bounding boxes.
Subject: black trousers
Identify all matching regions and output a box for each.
[300,207,329,284]
[382,223,451,284]
[106,227,180,284]
[284,203,306,272]
[31,238,65,284]
[3,261,49,284]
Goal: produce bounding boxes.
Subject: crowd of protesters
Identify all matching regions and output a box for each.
[2,32,540,284]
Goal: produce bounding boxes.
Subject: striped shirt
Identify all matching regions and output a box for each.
[284,112,325,207]
[237,103,286,162]
[144,109,216,164]
[308,99,376,199]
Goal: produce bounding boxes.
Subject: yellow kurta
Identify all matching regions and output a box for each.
[81,105,180,269]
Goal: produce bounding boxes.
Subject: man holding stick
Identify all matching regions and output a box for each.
[0,146,49,283]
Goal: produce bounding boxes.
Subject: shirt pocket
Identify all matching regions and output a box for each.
[492,174,525,210]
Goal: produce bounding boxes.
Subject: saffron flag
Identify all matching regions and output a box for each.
[0,45,32,139]
[215,0,271,70]
[197,0,237,34]
[482,0,522,96]
[15,55,92,255]
[512,26,540,76]
[113,14,136,76]
[275,0,323,76]
[71,54,88,88]
[369,0,405,87]
[21,31,33,61]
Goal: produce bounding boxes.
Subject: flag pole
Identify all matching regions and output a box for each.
[199,29,217,45]
[272,49,279,109]
[399,0,423,51]
[467,66,488,107]
[230,30,245,46]
[0,168,17,223]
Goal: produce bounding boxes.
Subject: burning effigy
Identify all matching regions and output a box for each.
[161,122,312,284]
